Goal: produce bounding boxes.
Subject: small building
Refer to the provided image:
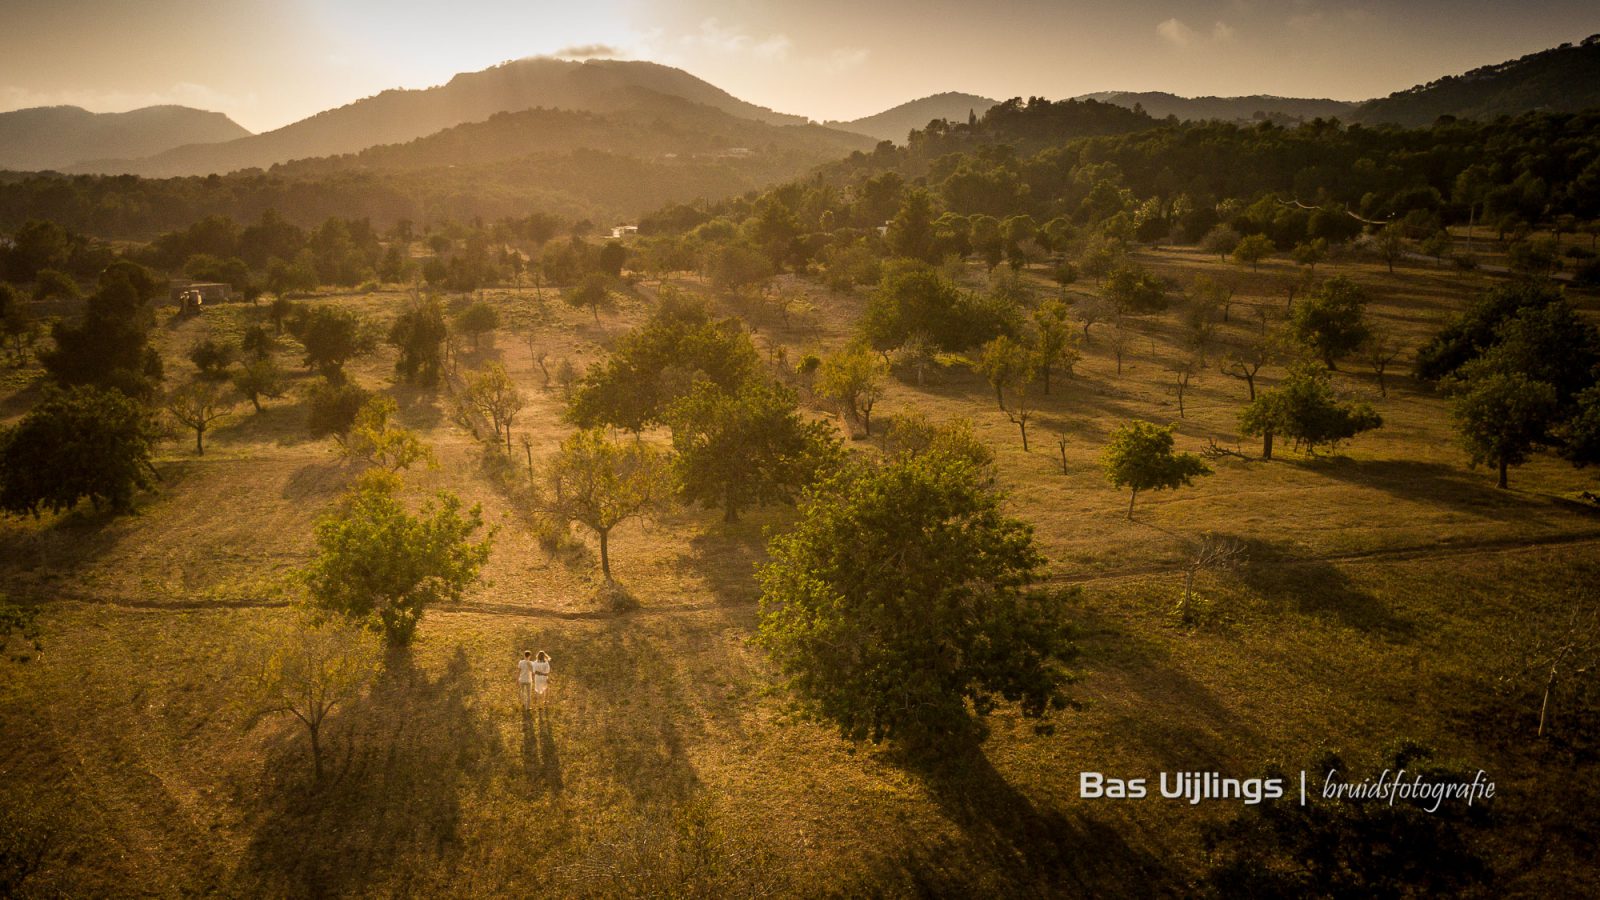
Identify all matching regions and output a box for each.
[610,225,639,239]
[168,281,233,304]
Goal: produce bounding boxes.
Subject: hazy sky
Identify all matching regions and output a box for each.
[2,0,1597,132]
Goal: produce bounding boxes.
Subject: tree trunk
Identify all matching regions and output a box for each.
[1262,430,1274,460]
[1245,373,1256,400]
[1498,459,1508,489]
[1538,665,1556,737]
[250,395,262,413]
[1043,365,1052,395]
[598,528,611,580]
[194,427,204,455]
[1019,420,1029,452]
[1127,488,1138,520]
[724,488,739,523]
[309,722,323,781]
[994,384,1006,411]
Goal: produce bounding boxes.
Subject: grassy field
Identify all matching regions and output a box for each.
[3,243,1599,897]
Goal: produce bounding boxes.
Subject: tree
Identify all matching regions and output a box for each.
[756,446,1079,745]
[388,295,448,386]
[453,301,499,350]
[1292,238,1328,273]
[542,428,671,580]
[1104,264,1168,314]
[1372,225,1406,274]
[464,363,525,452]
[1031,298,1081,393]
[32,269,79,302]
[249,615,381,781]
[975,335,1038,412]
[0,386,159,517]
[886,188,937,262]
[1231,233,1275,271]
[166,380,235,455]
[1168,357,1200,418]
[1102,420,1211,519]
[289,305,366,381]
[338,396,434,472]
[1003,363,1040,451]
[1363,329,1404,397]
[0,285,39,364]
[1200,225,1242,261]
[305,470,493,647]
[1239,364,1383,459]
[1219,331,1277,400]
[1419,230,1452,264]
[1290,275,1370,369]
[597,240,627,277]
[667,379,840,523]
[1555,385,1600,468]
[565,273,613,322]
[893,330,937,387]
[1448,366,1558,488]
[306,379,371,438]
[815,347,886,437]
[232,357,286,413]
[187,338,236,380]
[40,273,163,399]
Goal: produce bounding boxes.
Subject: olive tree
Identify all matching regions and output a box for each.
[0,385,160,517]
[1448,365,1558,489]
[815,347,886,437]
[1239,364,1383,459]
[165,380,236,455]
[464,363,525,452]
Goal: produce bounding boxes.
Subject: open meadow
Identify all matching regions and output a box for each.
[3,235,1599,896]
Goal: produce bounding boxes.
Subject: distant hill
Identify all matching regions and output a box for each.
[269,90,873,178]
[70,57,811,177]
[1353,35,1600,127]
[1074,91,1357,124]
[0,105,249,172]
[830,92,999,142]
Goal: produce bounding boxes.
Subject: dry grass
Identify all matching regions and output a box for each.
[2,248,1599,896]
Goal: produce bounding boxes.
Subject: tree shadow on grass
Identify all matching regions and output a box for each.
[1295,456,1564,523]
[1231,535,1414,638]
[234,646,500,897]
[680,514,774,606]
[860,744,1175,896]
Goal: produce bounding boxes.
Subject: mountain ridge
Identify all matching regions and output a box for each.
[0,105,250,172]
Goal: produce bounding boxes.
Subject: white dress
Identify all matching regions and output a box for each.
[532,659,551,694]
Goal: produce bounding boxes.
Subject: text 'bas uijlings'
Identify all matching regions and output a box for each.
[1078,772,1287,805]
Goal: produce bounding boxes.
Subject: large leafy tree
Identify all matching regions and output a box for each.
[288,305,367,381]
[543,429,671,580]
[1447,365,1559,488]
[40,270,163,399]
[814,347,886,436]
[1102,420,1211,519]
[757,445,1079,745]
[568,296,760,433]
[304,471,494,647]
[0,386,160,517]
[668,379,841,523]
[862,259,1011,352]
[1238,364,1383,459]
[1291,275,1370,369]
[388,295,448,385]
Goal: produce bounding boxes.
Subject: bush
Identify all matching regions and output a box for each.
[306,379,371,437]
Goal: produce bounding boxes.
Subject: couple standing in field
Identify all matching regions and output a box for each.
[518,650,552,711]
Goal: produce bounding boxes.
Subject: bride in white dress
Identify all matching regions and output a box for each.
[532,651,552,709]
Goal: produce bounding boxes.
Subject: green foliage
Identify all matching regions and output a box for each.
[565,272,614,321]
[462,363,525,450]
[756,445,1079,745]
[288,305,368,380]
[306,379,371,438]
[452,301,499,349]
[815,347,886,435]
[886,188,937,263]
[1239,364,1383,458]
[706,243,773,298]
[1102,420,1211,518]
[304,470,493,647]
[338,396,434,472]
[31,269,79,302]
[1447,365,1559,488]
[542,428,672,580]
[232,356,286,413]
[1290,275,1370,368]
[568,298,761,432]
[667,378,841,523]
[862,259,1011,352]
[1231,233,1275,270]
[1103,264,1168,314]
[388,295,448,385]
[1556,385,1600,468]
[0,385,159,517]
[39,273,163,399]
[1414,282,1599,405]
[186,337,237,379]
[165,379,236,455]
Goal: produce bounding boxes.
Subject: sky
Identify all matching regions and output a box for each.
[1,0,1597,133]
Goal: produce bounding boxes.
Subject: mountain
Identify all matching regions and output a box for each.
[269,90,873,178]
[829,92,999,142]
[1353,34,1600,127]
[1073,91,1357,124]
[0,105,249,172]
[70,57,811,177]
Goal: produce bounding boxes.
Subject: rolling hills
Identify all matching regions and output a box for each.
[829,92,1000,142]
[0,105,249,172]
